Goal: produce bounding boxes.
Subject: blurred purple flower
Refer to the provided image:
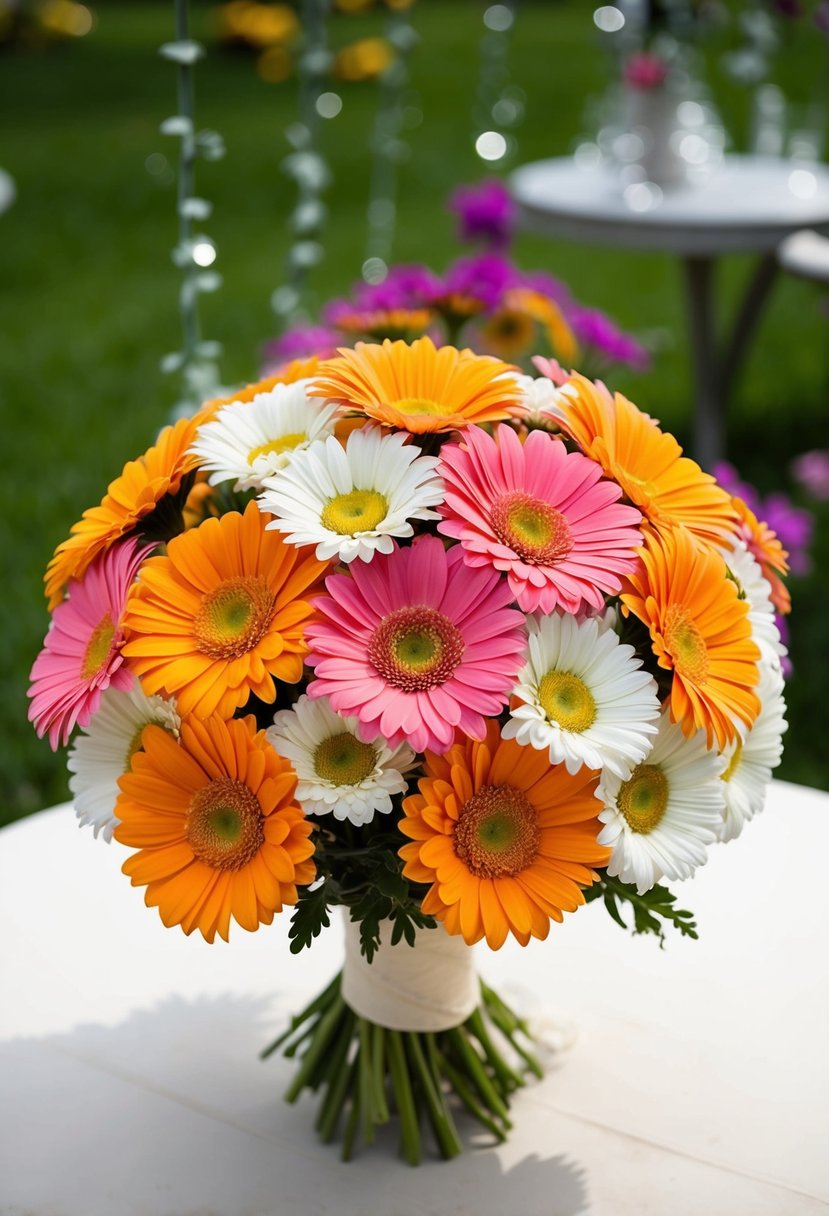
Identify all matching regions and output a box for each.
[349,264,444,312]
[714,461,814,576]
[568,307,651,372]
[791,449,829,501]
[262,325,340,368]
[447,179,517,250]
[441,252,519,312]
[623,52,670,91]
[519,269,572,307]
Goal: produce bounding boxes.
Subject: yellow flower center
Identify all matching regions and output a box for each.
[313,731,377,786]
[320,488,389,535]
[194,575,275,660]
[537,669,597,733]
[617,763,668,834]
[392,396,447,418]
[368,605,465,692]
[81,613,116,680]
[186,777,265,870]
[664,605,710,683]
[490,491,572,565]
[722,741,743,783]
[454,784,540,878]
[248,433,306,463]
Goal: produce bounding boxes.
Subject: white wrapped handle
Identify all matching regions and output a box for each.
[341,916,479,1032]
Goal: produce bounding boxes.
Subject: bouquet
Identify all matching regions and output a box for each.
[29,337,789,1162]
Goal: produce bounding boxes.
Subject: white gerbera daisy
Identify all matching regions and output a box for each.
[717,665,787,843]
[504,373,569,425]
[502,612,661,779]
[189,378,339,491]
[67,682,181,842]
[268,694,415,827]
[721,538,786,670]
[598,710,725,894]
[258,426,444,564]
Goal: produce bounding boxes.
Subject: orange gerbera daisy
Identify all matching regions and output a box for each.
[114,715,315,942]
[45,416,201,610]
[122,500,328,719]
[399,721,609,949]
[556,373,737,545]
[620,525,760,749]
[482,288,580,365]
[733,496,791,615]
[196,357,321,424]
[309,336,520,434]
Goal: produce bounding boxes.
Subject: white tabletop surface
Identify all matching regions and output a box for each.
[2,780,828,1216]
[511,155,829,255]
[778,228,829,283]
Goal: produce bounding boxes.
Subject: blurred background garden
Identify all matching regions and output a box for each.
[1,0,828,826]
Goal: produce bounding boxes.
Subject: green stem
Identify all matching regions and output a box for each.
[370,1023,390,1123]
[284,993,345,1103]
[435,1049,508,1142]
[405,1032,462,1159]
[358,1018,376,1145]
[446,1027,512,1127]
[314,1008,356,1140]
[260,973,340,1059]
[386,1029,421,1166]
[467,1007,525,1093]
[340,1059,362,1163]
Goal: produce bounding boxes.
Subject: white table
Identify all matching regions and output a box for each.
[2,782,828,1216]
[510,155,829,468]
[779,229,829,285]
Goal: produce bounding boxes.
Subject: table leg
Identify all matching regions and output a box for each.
[719,252,779,407]
[682,256,722,471]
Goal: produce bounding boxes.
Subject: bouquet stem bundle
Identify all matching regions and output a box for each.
[262,976,540,1163]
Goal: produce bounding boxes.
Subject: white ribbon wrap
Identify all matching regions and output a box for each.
[341,917,479,1032]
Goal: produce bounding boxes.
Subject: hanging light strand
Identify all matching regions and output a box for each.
[473,1,523,167]
[362,2,420,285]
[273,0,333,328]
[159,0,224,416]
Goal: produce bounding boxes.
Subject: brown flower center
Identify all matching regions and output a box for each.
[454,784,540,878]
[368,605,465,692]
[186,777,265,870]
[194,575,275,659]
[490,491,572,565]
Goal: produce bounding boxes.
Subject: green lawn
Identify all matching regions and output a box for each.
[1,0,827,825]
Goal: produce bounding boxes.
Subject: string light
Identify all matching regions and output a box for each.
[273,0,333,329]
[159,0,224,417]
[473,0,521,166]
[362,0,419,281]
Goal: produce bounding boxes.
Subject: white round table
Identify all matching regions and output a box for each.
[510,155,829,469]
[2,782,828,1216]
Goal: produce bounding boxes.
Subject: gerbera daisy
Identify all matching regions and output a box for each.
[556,373,738,545]
[122,500,328,720]
[28,539,149,750]
[720,538,786,670]
[197,357,321,423]
[718,665,787,843]
[258,426,444,565]
[399,720,609,949]
[189,379,340,492]
[503,612,661,779]
[598,709,725,894]
[44,416,201,609]
[269,694,415,827]
[114,715,315,942]
[67,681,181,841]
[437,424,643,614]
[620,525,761,750]
[502,373,568,426]
[305,534,526,755]
[333,307,435,341]
[732,496,791,615]
[308,336,520,434]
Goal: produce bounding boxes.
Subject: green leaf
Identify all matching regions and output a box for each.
[587,874,698,946]
[288,882,332,955]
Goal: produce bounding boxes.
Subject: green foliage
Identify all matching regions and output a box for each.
[288,881,332,955]
[586,873,699,945]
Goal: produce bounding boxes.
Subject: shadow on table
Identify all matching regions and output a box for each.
[1,993,590,1216]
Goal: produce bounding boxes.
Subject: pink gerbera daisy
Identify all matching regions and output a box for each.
[305,535,526,754]
[437,424,643,615]
[28,539,149,749]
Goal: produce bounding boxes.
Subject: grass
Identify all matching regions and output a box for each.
[1,0,827,825]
